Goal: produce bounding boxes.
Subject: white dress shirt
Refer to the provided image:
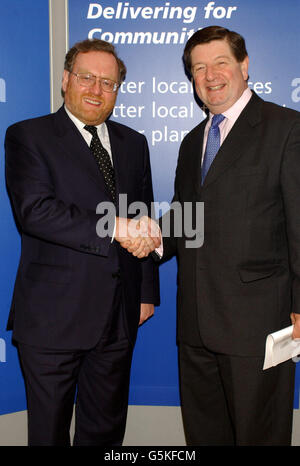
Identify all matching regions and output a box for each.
[64,105,116,240]
[202,86,253,162]
[64,105,113,165]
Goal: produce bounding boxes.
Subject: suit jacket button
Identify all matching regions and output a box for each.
[112,270,120,279]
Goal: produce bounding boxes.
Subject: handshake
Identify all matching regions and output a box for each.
[115,216,161,258]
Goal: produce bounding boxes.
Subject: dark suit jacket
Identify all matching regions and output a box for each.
[5,106,159,349]
[162,92,300,356]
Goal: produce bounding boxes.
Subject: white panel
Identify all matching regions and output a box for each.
[49,0,69,112]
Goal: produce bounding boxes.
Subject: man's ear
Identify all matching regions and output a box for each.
[241,55,249,81]
[62,70,70,93]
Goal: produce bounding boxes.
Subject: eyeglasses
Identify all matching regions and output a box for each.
[70,72,119,93]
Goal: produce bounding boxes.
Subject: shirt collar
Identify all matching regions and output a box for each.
[64,104,106,134]
[208,87,253,124]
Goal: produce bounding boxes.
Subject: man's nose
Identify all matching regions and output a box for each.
[205,65,216,81]
[91,78,103,94]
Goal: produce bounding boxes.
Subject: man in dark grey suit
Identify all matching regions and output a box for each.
[159,26,300,445]
[5,38,160,446]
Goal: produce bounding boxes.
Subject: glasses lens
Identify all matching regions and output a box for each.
[76,74,117,92]
[78,74,95,87]
[101,79,115,92]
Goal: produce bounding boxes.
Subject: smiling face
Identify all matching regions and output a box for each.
[190,39,249,114]
[62,50,119,125]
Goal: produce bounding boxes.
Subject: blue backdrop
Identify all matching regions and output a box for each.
[1,0,300,415]
[0,0,50,414]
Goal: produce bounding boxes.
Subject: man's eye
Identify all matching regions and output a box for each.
[194,65,205,73]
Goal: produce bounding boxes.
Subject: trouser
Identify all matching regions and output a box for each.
[18,288,133,446]
[179,343,295,446]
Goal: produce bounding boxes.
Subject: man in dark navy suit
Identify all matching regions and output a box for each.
[5,38,160,446]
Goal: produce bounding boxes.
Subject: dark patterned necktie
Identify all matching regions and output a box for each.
[84,125,116,200]
[201,114,225,184]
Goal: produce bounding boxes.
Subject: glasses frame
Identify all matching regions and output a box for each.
[70,72,119,93]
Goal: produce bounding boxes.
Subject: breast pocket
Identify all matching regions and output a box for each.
[238,263,280,283]
[237,167,266,177]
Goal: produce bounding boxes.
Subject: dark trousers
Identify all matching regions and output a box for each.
[179,343,295,446]
[18,288,133,446]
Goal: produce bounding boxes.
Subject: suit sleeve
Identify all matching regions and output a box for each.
[139,136,160,305]
[280,120,300,314]
[157,147,185,262]
[5,124,112,257]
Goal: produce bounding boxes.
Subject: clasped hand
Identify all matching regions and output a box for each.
[291,313,300,339]
[115,216,161,258]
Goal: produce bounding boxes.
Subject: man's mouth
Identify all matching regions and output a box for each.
[207,84,225,91]
[84,97,102,106]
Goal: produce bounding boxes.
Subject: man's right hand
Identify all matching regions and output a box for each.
[115,216,161,258]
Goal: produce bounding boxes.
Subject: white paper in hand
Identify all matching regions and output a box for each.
[263,325,300,370]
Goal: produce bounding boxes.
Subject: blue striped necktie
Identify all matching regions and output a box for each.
[201,114,225,184]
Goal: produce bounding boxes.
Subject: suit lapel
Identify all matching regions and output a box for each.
[192,120,207,198]
[202,92,263,189]
[106,120,128,204]
[53,107,115,200]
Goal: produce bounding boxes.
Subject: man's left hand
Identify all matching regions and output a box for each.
[291,313,300,339]
[139,303,154,325]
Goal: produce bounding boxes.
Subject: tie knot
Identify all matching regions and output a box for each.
[84,125,98,137]
[211,114,225,128]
